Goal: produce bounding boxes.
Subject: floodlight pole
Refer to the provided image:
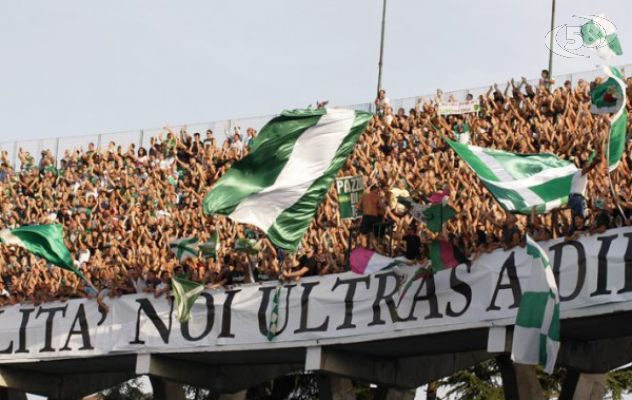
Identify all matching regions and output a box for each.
[377,0,387,95]
[548,0,556,77]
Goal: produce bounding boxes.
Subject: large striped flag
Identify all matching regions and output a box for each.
[580,14,623,60]
[511,235,560,374]
[172,276,205,323]
[203,109,372,251]
[444,138,578,214]
[591,66,627,172]
[0,224,83,278]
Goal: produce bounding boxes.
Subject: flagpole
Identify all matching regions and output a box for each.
[548,0,556,77]
[376,0,388,95]
[605,130,629,224]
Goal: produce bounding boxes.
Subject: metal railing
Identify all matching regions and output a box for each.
[1,64,629,170]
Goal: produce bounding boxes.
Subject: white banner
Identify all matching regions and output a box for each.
[438,100,480,115]
[1,227,632,362]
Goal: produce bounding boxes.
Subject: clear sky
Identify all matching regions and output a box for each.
[1,1,631,144]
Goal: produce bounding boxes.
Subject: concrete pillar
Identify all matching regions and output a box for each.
[375,387,416,400]
[560,369,607,400]
[317,375,356,400]
[496,355,545,400]
[149,377,186,400]
[219,390,247,400]
[0,388,26,400]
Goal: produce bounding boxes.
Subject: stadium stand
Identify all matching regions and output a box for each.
[0,68,630,306]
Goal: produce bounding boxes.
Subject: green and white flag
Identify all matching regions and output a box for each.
[171,276,205,323]
[234,238,261,254]
[0,224,80,274]
[198,233,220,259]
[203,108,372,251]
[445,138,578,214]
[580,14,623,60]
[511,235,560,374]
[267,285,282,341]
[169,237,199,261]
[592,66,628,172]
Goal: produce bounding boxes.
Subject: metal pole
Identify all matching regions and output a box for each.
[376,0,387,95]
[548,0,556,77]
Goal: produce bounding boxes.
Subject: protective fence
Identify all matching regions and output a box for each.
[0,64,629,170]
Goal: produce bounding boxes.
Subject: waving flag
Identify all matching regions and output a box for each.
[592,66,628,172]
[198,233,220,259]
[511,235,560,374]
[172,276,205,323]
[580,14,623,60]
[428,239,464,272]
[350,248,407,275]
[170,237,199,261]
[445,138,578,214]
[0,224,82,276]
[203,108,372,251]
[234,238,261,254]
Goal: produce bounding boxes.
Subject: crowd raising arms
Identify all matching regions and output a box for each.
[0,69,631,307]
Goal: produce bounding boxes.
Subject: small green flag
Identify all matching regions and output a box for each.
[423,204,456,233]
[198,233,220,259]
[580,14,623,60]
[169,237,199,262]
[591,66,628,172]
[267,285,282,341]
[234,238,261,254]
[172,276,205,323]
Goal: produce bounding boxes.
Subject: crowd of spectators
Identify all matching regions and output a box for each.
[0,69,631,306]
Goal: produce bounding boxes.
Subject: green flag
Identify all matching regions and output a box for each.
[511,235,560,374]
[203,108,372,251]
[591,66,628,172]
[198,232,220,259]
[0,224,82,277]
[267,285,282,341]
[444,138,578,214]
[580,14,623,60]
[169,237,199,262]
[423,203,456,233]
[234,238,261,254]
[171,276,205,323]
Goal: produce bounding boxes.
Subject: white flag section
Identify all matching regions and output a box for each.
[511,235,560,374]
[2,227,632,362]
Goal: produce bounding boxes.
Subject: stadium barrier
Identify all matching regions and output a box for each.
[0,64,629,170]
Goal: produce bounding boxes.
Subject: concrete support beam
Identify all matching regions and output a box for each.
[306,346,490,390]
[137,354,300,395]
[317,374,356,400]
[374,387,416,400]
[218,390,247,400]
[496,355,545,400]
[560,369,607,400]
[0,388,26,400]
[559,336,632,373]
[149,377,186,400]
[0,366,133,399]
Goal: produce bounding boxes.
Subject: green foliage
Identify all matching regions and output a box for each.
[99,378,151,400]
[440,360,504,400]
[606,367,632,400]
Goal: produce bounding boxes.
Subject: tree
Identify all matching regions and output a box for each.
[99,378,151,400]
